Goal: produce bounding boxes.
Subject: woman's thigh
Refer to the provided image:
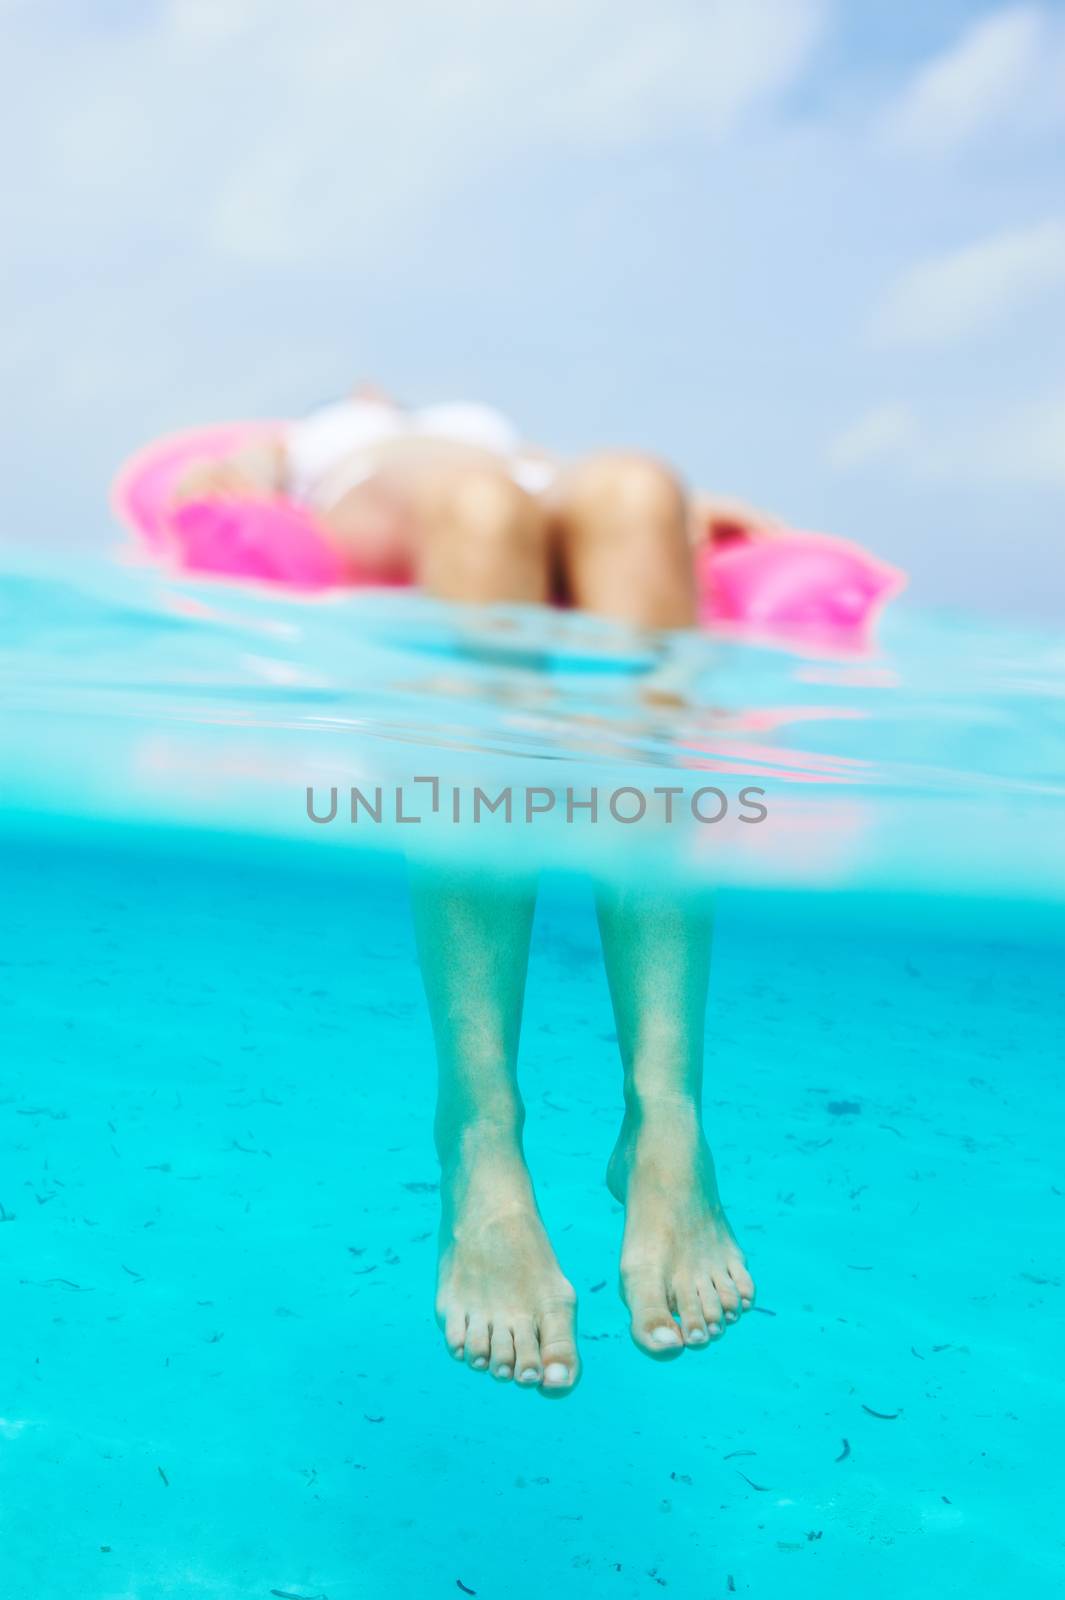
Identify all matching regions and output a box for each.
[547,451,697,628]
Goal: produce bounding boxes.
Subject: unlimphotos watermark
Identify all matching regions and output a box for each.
[306,779,768,827]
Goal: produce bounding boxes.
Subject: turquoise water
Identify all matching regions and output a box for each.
[2,555,1063,1596]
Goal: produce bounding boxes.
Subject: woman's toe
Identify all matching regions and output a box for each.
[713,1272,741,1323]
[512,1316,542,1387]
[464,1313,491,1371]
[675,1282,708,1346]
[625,1272,684,1357]
[442,1306,468,1360]
[730,1259,756,1309]
[698,1279,725,1338]
[489,1322,515,1382]
[538,1303,580,1393]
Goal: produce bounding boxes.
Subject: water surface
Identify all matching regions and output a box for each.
[1,555,1062,1597]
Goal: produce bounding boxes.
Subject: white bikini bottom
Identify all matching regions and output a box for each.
[285,398,556,512]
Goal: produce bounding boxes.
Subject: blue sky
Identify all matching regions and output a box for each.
[2,0,1064,617]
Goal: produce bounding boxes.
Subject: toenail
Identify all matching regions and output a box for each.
[494,1365,513,1380]
[725,1311,738,1323]
[472,1356,488,1369]
[687,1328,708,1344]
[544,1362,570,1383]
[651,1325,682,1346]
[708,1322,723,1336]
[519,1367,541,1383]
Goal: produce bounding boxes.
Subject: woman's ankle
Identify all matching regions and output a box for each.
[435,1102,526,1169]
[621,1086,703,1132]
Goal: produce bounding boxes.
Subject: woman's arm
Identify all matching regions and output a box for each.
[171,438,288,504]
[689,490,786,547]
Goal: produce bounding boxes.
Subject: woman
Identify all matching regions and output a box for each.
[174,385,779,624]
[178,388,759,1395]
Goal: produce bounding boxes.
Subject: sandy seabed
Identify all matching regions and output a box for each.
[2,831,1061,1599]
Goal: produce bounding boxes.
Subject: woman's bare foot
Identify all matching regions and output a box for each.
[435,1124,580,1394]
[607,1100,755,1357]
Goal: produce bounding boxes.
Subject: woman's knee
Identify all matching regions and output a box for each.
[417,463,550,601]
[564,452,687,527]
[425,464,541,548]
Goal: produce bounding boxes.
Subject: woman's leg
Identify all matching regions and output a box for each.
[550,452,697,628]
[408,452,736,1383]
[407,465,577,1391]
[318,453,551,590]
[597,885,755,1358]
[411,866,580,1393]
[415,464,551,604]
[550,455,753,1352]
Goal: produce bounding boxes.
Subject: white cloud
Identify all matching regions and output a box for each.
[827,393,1065,490]
[0,0,832,460]
[965,396,1065,488]
[827,403,916,470]
[207,0,824,259]
[3,0,1065,618]
[879,4,1065,155]
[0,0,826,269]
[567,2,824,146]
[869,218,1065,347]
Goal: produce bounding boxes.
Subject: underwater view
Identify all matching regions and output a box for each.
[2,557,1062,1597]
[6,2,1065,1594]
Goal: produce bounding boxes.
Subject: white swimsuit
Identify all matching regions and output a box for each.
[285,398,555,511]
